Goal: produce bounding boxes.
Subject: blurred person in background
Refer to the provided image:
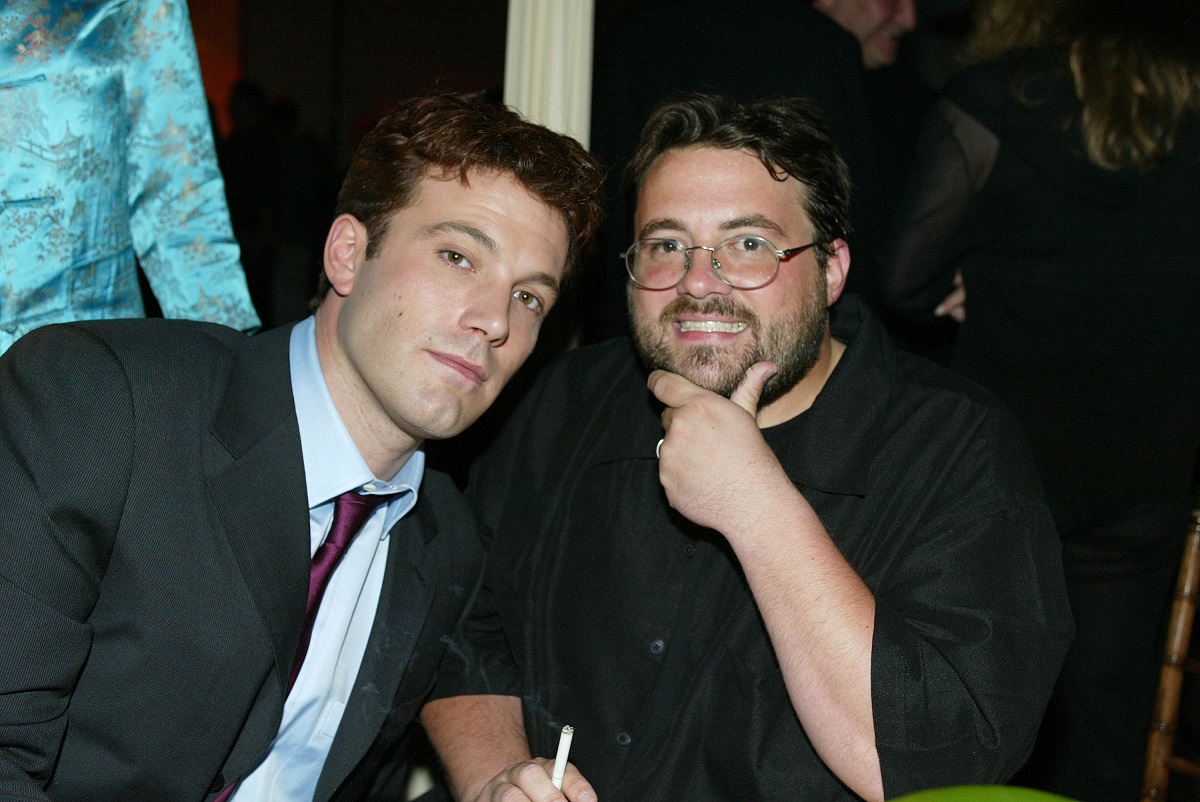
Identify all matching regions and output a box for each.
[881,1,1200,798]
[0,0,259,353]
[812,0,917,69]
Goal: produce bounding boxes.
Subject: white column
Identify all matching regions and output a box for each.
[503,0,595,148]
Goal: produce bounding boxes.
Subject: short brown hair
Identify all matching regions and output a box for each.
[317,93,604,300]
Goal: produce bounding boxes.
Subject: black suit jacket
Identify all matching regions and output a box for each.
[0,320,485,802]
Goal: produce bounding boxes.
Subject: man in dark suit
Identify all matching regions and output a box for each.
[0,93,602,802]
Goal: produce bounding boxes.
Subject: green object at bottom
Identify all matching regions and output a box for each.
[891,786,1079,802]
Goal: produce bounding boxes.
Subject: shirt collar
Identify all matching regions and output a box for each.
[289,316,424,534]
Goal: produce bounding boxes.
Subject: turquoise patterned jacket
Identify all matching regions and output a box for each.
[0,0,260,353]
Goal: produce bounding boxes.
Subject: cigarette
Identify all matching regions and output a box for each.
[550,724,574,790]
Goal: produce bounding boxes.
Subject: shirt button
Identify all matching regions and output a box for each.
[616,731,632,747]
[364,482,377,492]
[683,543,696,558]
[649,638,666,655]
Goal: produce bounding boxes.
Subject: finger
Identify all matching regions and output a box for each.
[936,289,966,321]
[560,763,598,802]
[485,781,530,802]
[501,759,561,801]
[936,277,966,318]
[646,368,703,408]
[729,361,777,417]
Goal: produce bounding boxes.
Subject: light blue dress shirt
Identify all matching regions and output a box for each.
[0,0,260,353]
[232,316,424,801]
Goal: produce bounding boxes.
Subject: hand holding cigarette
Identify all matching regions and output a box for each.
[464,724,595,802]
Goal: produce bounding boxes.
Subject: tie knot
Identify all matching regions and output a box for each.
[326,489,396,551]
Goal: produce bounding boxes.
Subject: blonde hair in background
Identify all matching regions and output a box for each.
[965,0,1200,171]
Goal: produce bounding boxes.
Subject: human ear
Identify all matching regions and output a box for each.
[824,238,850,305]
[322,214,369,297]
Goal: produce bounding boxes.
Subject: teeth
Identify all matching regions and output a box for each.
[679,320,747,333]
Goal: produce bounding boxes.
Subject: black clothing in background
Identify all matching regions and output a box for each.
[863,63,938,226]
[882,47,1200,801]
[438,296,1073,800]
[587,0,885,342]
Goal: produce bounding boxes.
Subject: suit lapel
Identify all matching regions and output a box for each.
[314,493,441,799]
[206,325,311,694]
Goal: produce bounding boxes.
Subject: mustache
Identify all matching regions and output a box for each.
[657,296,761,328]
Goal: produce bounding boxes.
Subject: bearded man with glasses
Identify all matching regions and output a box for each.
[419,94,1073,802]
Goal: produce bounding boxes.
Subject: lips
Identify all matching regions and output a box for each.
[429,351,488,384]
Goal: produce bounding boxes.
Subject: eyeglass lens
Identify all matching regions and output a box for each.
[628,237,780,290]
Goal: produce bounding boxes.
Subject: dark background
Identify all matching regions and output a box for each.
[189,0,970,167]
[190,0,651,168]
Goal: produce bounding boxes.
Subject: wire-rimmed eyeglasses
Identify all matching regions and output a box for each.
[623,235,821,290]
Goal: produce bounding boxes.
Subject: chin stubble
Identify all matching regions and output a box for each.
[629,288,827,405]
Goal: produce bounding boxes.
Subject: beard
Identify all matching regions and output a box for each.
[629,282,828,407]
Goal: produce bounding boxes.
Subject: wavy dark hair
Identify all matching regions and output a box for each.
[316,92,604,301]
[966,0,1200,170]
[624,93,851,268]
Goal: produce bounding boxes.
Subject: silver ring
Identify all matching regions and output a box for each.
[656,438,664,458]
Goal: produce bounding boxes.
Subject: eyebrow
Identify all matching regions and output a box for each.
[636,214,788,241]
[421,221,499,254]
[720,214,787,239]
[422,220,561,296]
[523,270,562,297]
[636,217,687,240]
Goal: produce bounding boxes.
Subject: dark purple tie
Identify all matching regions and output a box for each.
[213,489,394,802]
[289,490,395,690]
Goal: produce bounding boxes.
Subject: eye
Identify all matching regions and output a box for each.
[731,236,767,253]
[440,250,472,269]
[513,289,545,315]
[648,238,684,255]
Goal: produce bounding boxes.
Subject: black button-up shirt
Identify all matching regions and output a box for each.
[441,296,1072,800]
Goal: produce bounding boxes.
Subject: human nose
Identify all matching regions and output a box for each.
[677,246,732,298]
[460,286,511,346]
